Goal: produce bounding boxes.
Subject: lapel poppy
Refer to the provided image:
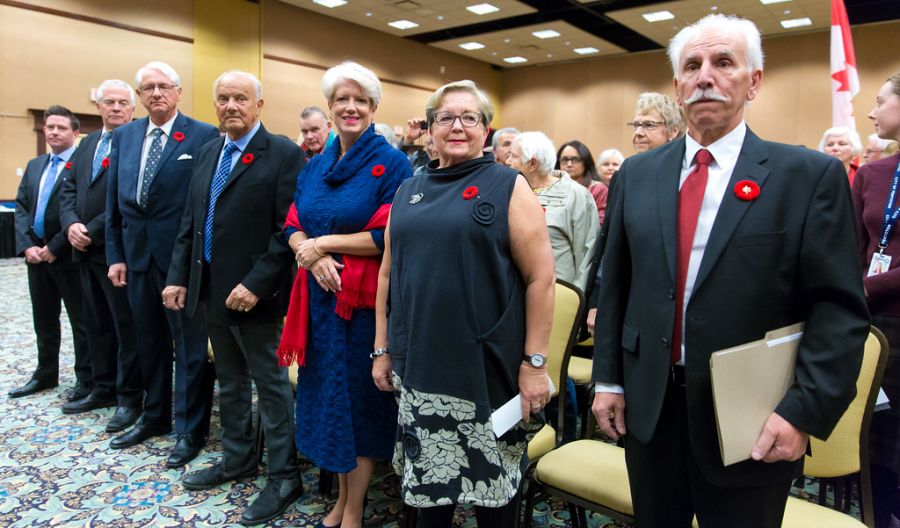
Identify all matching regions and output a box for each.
[242,153,255,165]
[101,157,110,169]
[371,164,386,177]
[172,131,185,142]
[462,186,479,200]
[733,180,760,201]
[64,161,72,170]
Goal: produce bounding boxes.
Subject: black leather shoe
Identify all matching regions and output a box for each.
[240,477,303,525]
[61,391,116,414]
[8,379,58,398]
[109,420,170,449]
[166,433,205,468]
[106,407,141,433]
[183,462,258,490]
[65,382,91,402]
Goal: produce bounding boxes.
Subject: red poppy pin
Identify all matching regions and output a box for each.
[64,162,72,170]
[172,131,185,142]
[462,186,479,200]
[101,157,110,169]
[734,180,760,201]
[242,153,255,165]
[371,164,385,177]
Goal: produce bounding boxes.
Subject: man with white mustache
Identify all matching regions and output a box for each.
[592,14,869,527]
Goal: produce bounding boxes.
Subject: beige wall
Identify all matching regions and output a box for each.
[501,21,900,155]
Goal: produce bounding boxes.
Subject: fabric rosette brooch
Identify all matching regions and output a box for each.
[733,179,760,201]
[64,162,73,170]
[462,185,497,225]
[101,157,110,169]
[371,164,385,178]
[172,131,185,142]
[241,153,255,165]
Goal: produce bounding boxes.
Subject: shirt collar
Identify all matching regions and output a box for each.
[683,121,747,169]
[225,120,261,154]
[146,111,180,138]
[51,144,78,162]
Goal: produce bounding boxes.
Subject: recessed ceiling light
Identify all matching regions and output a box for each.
[388,19,419,30]
[564,41,571,46]
[532,29,561,39]
[459,41,485,50]
[760,0,791,4]
[313,0,347,7]
[467,3,499,15]
[365,12,372,16]
[503,38,511,43]
[642,10,675,22]
[546,53,553,58]
[784,9,791,14]
[491,52,497,56]
[710,6,718,11]
[780,17,812,28]
[503,56,527,64]
[574,47,599,55]
[437,15,444,20]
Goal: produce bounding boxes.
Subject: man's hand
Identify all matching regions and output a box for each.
[108,263,127,287]
[586,308,597,337]
[403,118,426,144]
[592,391,627,441]
[519,363,551,424]
[37,246,56,263]
[162,285,187,311]
[67,222,92,252]
[751,412,809,462]
[23,246,43,264]
[225,283,259,312]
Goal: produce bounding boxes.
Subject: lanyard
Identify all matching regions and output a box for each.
[878,162,900,252]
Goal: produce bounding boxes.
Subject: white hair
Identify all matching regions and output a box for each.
[598,148,625,165]
[321,61,382,107]
[96,79,136,106]
[213,70,262,99]
[135,61,181,87]
[374,123,399,148]
[869,133,895,150]
[514,131,556,174]
[667,14,764,78]
[818,127,862,155]
[492,127,521,150]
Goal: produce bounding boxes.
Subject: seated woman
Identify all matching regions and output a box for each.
[818,126,863,184]
[372,80,555,527]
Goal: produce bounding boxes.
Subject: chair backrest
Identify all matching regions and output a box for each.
[546,279,586,442]
[803,326,889,478]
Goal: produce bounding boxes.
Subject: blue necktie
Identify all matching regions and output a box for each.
[138,128,164,208]
[204,142,239,262]
[34,155,62,239]
[92,131,112,181]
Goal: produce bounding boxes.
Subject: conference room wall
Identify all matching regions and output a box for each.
[501,20,900,156]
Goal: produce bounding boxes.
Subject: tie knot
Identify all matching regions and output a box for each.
[101,131,111,140]
[151,128,163,138]
[51,156,62,164]
[694,148,713,166]
[224,143,239,156]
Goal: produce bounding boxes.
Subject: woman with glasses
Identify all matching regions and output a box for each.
[555,140,607,223]
[372,80,555,527]
[280,61,411,528]
[628,91,683,153]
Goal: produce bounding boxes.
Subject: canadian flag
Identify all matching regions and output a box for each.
[830,0,859,129]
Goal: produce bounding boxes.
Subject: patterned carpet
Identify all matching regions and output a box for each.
[0,258,861,527]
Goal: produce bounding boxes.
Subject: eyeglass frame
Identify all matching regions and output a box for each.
[626,120,666,131]
[139,83,179,94]
[559,156,583,164]
[429,111,485,128]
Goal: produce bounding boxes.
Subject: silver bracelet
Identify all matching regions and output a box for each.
[370,347,389,359]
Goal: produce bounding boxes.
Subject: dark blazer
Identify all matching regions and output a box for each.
[59,130,109,264]
[166,124,304,326]
[593,129,870,486]
[105,113,219,272]
[15,153,75,266]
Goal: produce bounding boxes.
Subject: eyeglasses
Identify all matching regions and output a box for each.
[140,83,177,94]
[432,111,483,128]
[626,120,665,131]
[560,156,582,164]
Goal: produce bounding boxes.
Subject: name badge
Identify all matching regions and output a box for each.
[868,252,892,277]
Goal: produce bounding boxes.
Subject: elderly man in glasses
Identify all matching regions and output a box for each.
[628,92,685,153]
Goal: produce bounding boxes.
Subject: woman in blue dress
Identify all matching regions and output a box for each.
[280,61,410,528]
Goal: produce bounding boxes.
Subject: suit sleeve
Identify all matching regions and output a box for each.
[58,156,80,233]
[774,156,870,440]
[165,173,197,288]
[241,142,306,298]
[46,167,73,257]
[105,134,125,265]
[14,163,35,257]
[572,184,600,292]
[591,167,630,385]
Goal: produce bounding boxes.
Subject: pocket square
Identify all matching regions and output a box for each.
[177,154,193,161]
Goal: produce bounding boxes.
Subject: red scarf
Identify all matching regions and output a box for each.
[277,203,390,367]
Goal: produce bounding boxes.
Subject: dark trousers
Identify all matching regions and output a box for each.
[80,258,142,407]
[624,381,792,528]
[416,491,522,528]
[127,261,214,434]
[207,316,297,477]
[26,261,90,385]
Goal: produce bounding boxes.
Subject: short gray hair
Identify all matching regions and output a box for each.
[869,133,896,151]
[321,61,382,107]
[635,92,684,137]
[425,80,494,128]
[135,61,181,87]
[96,79,136,106]
[598,148,625,165]
[300,106,328,120]
[667,14,764,78]
[374,123,399,148]
[818,127,863,155]
[492,127,520,150]
[514,131,556,174]
[213,70,262,99]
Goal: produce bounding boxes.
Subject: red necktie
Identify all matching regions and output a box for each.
[672,148,712,364]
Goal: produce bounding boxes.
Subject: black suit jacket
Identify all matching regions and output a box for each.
[59,130,110,264]
[15,153,75,267]
[592,129,870,486]
[166,124,304,326]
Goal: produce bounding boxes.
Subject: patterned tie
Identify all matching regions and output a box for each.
[34,155,63,239]
[672,148,713,364]
[92,131,112,181]
[204,142,239,262]
[138,128,164,208]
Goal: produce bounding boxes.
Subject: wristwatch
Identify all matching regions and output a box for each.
[523,353,547,368]
[370,346,389,359]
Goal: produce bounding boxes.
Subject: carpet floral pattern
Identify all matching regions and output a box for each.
[0,259,861,526]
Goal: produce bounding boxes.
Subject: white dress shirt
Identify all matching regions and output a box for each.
[136,112,179,202]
